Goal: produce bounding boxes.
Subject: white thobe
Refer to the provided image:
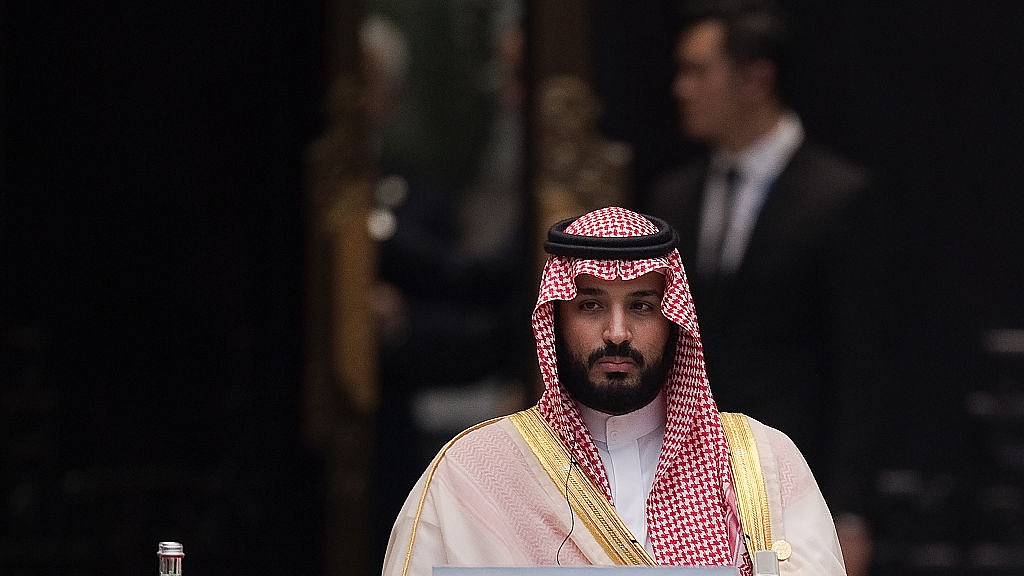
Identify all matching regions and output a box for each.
[382,412,848,576]
[576,393,666,553]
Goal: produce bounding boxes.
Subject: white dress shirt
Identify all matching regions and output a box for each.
[576,392,667,552]
[698,112,805,276]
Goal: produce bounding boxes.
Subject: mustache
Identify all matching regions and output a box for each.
[587,342,645,368]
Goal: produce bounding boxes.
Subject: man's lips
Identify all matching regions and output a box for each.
[596,357,635,371]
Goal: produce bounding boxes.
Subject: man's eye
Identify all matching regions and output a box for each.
[579,301,601,311]
[633,301,657,312]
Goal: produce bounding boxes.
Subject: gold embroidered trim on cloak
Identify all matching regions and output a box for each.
[720,412,773,555]
[509,407,655,566]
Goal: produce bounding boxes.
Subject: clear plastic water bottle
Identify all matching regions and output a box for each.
[157,542,184,576]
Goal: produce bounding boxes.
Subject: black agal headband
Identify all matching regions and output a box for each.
[543,214,679,260]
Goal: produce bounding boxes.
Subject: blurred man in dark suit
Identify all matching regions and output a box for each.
[643,2,895,574]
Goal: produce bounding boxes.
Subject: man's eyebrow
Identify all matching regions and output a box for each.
[574,287,663,298]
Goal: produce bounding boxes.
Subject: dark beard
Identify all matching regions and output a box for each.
[556,325,678,416]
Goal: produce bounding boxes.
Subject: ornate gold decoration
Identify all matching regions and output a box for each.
[721,412,784,563]
[772,538,792,561]
[303,72,378,576]
[534,75,634,264]
[305,74,379,422]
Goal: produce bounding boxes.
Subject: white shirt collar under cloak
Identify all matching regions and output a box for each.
[575,390,667,552]
[576,389,667,445]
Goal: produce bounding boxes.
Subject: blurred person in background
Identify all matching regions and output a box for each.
[362,5,534,569]
[643,1,896,574]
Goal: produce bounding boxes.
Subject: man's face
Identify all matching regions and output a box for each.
[672,20,747,146]
[556,272,675,415]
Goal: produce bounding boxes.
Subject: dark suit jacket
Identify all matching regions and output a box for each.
[644,138,896,520]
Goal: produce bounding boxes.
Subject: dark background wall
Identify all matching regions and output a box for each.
[4,2,325,575]
[3,1,1024,575]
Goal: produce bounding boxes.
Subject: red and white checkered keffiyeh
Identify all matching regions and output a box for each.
[533,206,745,570]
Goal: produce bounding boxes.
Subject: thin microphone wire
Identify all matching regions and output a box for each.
[555,458,579,565]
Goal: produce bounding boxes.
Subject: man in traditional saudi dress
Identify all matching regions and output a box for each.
[382,207,847,576]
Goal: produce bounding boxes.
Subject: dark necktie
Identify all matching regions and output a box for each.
[710,166,741,275]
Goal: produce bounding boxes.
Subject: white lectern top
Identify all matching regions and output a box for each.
[434,567,740,576]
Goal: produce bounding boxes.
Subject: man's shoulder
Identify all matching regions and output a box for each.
[430,413,522,465]
[418,412,546,497]
[739,413,789,437]
[723,412,801,454]
[784,138,872,191]
[444,413,514,445]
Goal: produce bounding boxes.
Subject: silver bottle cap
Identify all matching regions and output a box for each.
[157,542,184,557]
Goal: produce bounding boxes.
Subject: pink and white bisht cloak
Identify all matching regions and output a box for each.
[382,207,847,576]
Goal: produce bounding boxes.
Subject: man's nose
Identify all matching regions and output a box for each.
[603,308,632,345]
